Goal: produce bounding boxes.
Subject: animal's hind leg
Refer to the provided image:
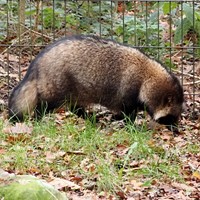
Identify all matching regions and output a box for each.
[69,105,88,118]
[112,105,137,123]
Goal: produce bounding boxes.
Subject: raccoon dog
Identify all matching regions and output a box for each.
[8,35,184,132]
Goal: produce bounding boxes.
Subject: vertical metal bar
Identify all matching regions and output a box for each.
[134,1,137,46]
[180,2,184,86]
[87,0,91,35]
[18,0,21,81]
[169,0,172,71]
[75,0,78,34]
[41,0,44,44]
[157,1,160,60]
[53,0,55,40]
[145,1,148,47]
[122,0,125,43]
[29,1,33,65]
[99,0,102,36]
[6,0,10,94]
[87,0,90,33]
[64,0,67,36]
[192,0,195,117]
[110,0,113,40]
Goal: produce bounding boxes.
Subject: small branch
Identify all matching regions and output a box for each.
[173,69,200,81]
[2,26,53,55]
[0,58,17,71]
[23,24,53,40]
[183,80,200,86]
[1,30,28,54]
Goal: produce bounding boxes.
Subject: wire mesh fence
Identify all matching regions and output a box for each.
[0,0,199,120]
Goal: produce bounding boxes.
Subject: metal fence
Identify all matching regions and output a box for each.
[0,0,199,119]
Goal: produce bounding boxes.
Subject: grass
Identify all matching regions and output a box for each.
[0,113,195,196]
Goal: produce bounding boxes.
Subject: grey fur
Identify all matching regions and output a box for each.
[8,35,184,131]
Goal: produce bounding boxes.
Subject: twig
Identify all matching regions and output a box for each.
[22,24,53,40]
[2,25,53,55]
[1,31,27,54]
[171,50,182,58]
[173,69,200,81]
[0,58,16,71]
[183,80,200,86]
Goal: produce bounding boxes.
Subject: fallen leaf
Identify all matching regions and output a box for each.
[129,160,140,168]
[70,176,83,183]
[192,171,200,180]
[130,179,143,189]
[0,148,6,154]
[116,190,126,199]
[49,177,81,191]
[3,123,33,134]
[172,182,196,192]
[45,151,66,163]
[86,163,96,172]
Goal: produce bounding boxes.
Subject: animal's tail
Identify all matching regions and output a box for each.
[8,79,38,121]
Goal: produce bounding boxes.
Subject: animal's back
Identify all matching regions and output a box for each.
[34,36,146,109]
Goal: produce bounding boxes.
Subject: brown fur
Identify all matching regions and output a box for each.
[8,35,184,131]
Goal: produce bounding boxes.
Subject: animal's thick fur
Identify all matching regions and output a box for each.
[8,35,184,131]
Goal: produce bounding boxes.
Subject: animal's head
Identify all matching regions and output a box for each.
[139,74,184,132]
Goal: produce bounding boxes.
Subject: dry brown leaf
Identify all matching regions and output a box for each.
[3,123,32,142]
[115,144,129,156]
[86,163,96,172]
[116,190,126,199]
[172,182,196,192]
[0,148,6,154]
[129,160,140,168]
[70,176,83,183]
[3,123,33,134]
[192,171,200,180]
[130,180,143,189]
[49,177,81,191]
[45,151,66,163]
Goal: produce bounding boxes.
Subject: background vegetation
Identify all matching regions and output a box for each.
[1,1,200,59]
